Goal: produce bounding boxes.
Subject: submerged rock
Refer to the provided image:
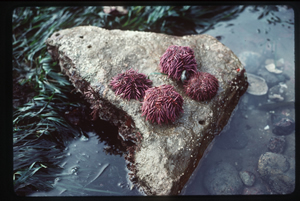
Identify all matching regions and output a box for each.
[264,58,285,74]
[268,82,288,102]
[265,63,282,74]
[204,162,243,195]
[242,185,266,195]
[257,68,290,88]
[246,73,268,96]
[46,26,248,195]
[267,136,285,154]
[258,152,295,194]
[239,171,256,187]
[271,114,295,136]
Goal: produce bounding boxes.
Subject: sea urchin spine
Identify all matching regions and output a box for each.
[184,71,219,101]
[160,45,198,81]
[141,84,184,125]
[110,68,152,100]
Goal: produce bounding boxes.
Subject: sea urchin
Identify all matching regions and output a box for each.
[184,71,219,101]
[110,68,152,100]
[160,45,198,81]
[141,84,184,125]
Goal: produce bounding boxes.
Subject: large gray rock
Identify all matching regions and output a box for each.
[46,26,248,195]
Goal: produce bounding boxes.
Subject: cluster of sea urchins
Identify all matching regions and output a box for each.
[159,45,197,81]
[141,84,184,125]
[110,68,152,100]
[184,71,219,101]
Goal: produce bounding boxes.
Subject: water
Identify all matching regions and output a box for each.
[29,5,295,196]
[30,131,141,196]
[182,5,295,195]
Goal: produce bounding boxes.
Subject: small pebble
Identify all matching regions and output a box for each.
[267,136,285,154]
[239,171,256,187]
[265,63,282,74]
[272,115,295,135]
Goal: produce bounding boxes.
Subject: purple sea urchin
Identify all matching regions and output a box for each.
[160,45,198,81]
[110,68,152,100]
[141,84,184,125]
[184,72,219,101]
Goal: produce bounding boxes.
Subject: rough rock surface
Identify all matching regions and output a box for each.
[267,136,285,154]
[46,26,248,195]
[239,171,255,187]
[258,152,295,194]
[204,162,244,195]
[242,186,266,195]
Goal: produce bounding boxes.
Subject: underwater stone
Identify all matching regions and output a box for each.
[271,114,295,136]
[267,136,285,154]
[265,63,283,74]
[268,82,288,102]
[239,171,256,187]
[258,152,295,194]
[46,26,248,195]
[204,162,244,195]
[246,73,268,96]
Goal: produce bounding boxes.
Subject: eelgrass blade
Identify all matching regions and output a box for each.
[84,163,109,187]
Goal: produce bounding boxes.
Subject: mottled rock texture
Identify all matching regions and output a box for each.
[258,152,295,194]
[46,26,248,195]
[204,162,244,195]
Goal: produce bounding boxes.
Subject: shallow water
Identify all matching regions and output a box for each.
[30,131,142,196]
[29,5,295,196]
[182,5,295,195]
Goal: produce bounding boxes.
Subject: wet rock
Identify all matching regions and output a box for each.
[258,152,295,194]
[239,171,255,187]
[265,58,284,74]
[215,130,248,150]
[257,68,290,88]
[242,186,266,195]
[265,63,282,74]
[238,51,262,74]
[246,73,268,96]
[271,114,295,135]
[267,136,285,154]
[204,162,243,195]
[258,152,290,178]
[45,26,248,195]
[268,82,288,102]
